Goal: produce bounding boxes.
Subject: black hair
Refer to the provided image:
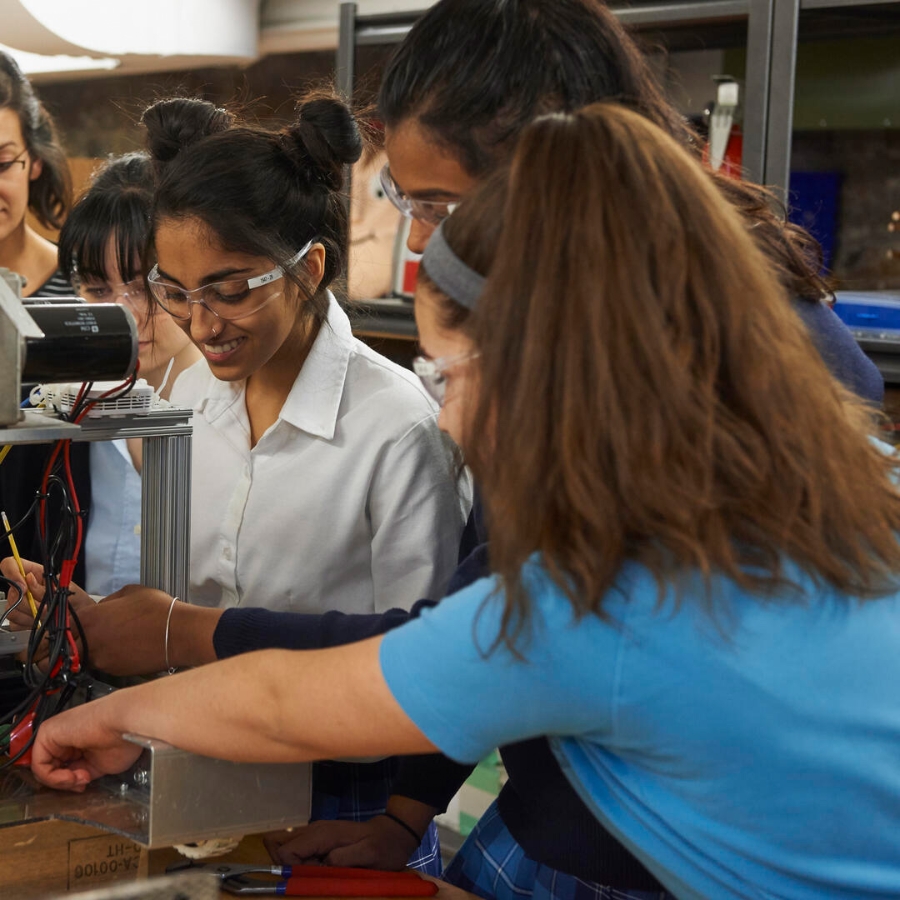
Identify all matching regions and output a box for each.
[58,152,153,286]
[0,51,71,229]
[380,0,830,301]
[378,0,688,176]
[141,92,363,321]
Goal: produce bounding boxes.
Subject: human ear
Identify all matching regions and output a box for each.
[303,243,326,292]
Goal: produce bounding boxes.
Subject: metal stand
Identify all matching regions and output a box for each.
[0,408,192,657]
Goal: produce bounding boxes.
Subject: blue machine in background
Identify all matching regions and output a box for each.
[832,291,900,384]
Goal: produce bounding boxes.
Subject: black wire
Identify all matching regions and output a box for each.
[0,456,90,756]
[0,577,23,619]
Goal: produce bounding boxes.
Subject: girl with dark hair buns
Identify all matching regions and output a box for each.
[137,93,464,621]
[0,51,73,297]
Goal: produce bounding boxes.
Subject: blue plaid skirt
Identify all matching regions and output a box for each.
[310,759,442,876]
[442,801,674,900]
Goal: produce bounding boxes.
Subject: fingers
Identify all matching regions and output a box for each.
[324,842,382,869]
[30,740,93,792]
[31,760,91,792]
[266,821,361,865]
[5,607,36,630]
[264,830,299,863]
[1,557,45,586]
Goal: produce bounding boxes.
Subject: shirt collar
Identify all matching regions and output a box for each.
[196,293,353,441]
[278,292,353,440]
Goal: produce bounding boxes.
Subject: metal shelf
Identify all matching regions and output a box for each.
[0,408,191,445]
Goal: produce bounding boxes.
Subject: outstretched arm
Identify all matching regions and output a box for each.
[31,636,437,791]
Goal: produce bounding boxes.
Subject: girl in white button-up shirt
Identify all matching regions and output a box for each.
[140,95,467,617]
[113,94,467,857]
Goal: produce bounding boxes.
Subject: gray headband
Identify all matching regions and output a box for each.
[421,222,485,310]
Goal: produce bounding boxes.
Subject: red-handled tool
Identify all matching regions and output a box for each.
[166,861,440,897]
[226,874,439,896]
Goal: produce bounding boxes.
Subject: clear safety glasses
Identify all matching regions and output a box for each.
[412,351,479,406]
[147,241,313,323]
[77,278,149,311]
[379,165,460,228]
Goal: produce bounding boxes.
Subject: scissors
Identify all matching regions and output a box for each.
[166,861,440,896]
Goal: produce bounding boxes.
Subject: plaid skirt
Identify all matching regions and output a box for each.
[310,759,442,876]
[442,801,675,900]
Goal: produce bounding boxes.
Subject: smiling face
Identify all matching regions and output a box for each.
[77,235,195,389]
[0,107,41,246]
[384,118,476,255]
[153,216,313,384]
[413,282,478,448]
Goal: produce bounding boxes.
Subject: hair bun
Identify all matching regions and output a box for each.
[284,95,363,191]
[142,98,233,166]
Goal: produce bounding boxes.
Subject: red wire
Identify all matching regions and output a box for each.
[62,442,83,565]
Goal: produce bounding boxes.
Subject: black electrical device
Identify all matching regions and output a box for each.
[21,301,138,384]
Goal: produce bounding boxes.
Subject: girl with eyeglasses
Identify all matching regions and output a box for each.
[26,101,900,900]
[0,153,202,597]
[3,93,466,871]
[0,52,72,299]
[60,153,201,401]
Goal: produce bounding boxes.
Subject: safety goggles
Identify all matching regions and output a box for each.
[412,351,479,406]
[147,242,313,323]
[77,278,148,309]
[379,165,459,228]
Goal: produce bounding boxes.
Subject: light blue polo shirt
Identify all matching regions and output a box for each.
[381,558,900,899]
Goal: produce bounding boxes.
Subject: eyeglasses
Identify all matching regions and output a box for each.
[77,278,148,309]
[0,150,27,177]
[379,165,459,228]
[412,351,479,405]
[147,242,313,323]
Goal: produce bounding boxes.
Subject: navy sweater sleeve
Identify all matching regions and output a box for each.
[792,297,884,405]
[214,602,431,657]
[213,498,488,657]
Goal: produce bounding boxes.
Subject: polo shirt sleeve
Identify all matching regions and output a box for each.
[379,565,622,764]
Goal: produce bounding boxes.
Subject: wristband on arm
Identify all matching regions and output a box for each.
[381,811,423,845]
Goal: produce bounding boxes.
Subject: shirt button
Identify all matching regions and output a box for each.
[223,547,233,561]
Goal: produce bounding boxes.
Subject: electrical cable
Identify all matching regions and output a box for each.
[0,369,137,768]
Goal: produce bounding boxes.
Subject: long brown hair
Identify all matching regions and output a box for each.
[464,103,900,647]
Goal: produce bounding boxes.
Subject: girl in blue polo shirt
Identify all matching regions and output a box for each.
[27,103,900,900]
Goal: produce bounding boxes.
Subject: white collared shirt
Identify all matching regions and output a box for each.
[171,293,468,614]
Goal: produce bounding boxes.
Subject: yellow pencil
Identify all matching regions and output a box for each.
[1,511,39,617]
